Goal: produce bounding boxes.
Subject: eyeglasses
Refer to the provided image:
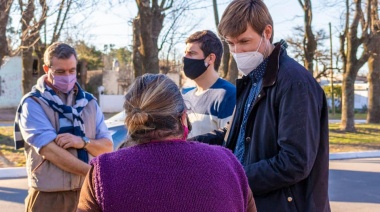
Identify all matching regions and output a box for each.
[50,67,76,75]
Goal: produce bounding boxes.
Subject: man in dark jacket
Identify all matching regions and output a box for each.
[192,0,330,211]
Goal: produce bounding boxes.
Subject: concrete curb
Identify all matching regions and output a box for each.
[329,150,380,160]
[1,151,380,179]
[0,167,27,179]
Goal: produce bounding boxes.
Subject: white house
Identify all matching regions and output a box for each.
[354,82,369,110]
[0,56,23,109]
[323,80,369,110]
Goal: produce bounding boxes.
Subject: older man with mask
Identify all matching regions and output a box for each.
[14,42,113,212]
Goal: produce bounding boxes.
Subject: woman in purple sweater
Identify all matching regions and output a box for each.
[77,74,256,212]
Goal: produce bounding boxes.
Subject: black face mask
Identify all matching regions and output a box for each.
[183,57,209,80]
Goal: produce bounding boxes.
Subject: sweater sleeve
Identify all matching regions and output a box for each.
[77,166,101,212]
[247,187,257,212]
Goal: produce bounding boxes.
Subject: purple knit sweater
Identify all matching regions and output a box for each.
[91,140,249,212]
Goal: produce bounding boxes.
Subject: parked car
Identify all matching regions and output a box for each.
[105,111,127,150]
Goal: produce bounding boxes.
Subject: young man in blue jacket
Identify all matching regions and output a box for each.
[192,0,330,211]
[182,30,236,138]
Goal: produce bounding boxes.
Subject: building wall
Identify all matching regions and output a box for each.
[99,94,124,113]
[102,69,119,95]
[0,56,22,108]
[325,82,369,110]
[354,83,369,110]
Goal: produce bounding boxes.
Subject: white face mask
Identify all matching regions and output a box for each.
[232,35,264,75]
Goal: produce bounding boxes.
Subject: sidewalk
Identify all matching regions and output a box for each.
[0,107,16,122]
[1,150,380,179]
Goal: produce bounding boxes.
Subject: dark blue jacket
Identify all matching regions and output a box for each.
[193,42,330,212]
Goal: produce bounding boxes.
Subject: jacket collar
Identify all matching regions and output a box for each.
[262,42,282,87]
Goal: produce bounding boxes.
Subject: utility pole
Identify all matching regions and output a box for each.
[329,22,335,116]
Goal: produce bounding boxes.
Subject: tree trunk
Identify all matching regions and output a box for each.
[35,45,46,76]
[212,0,236,82]
[132,17,143,78]
[339,0,369,132]
[221,42,230,79]
[367,0,380,123]
[134,0,162,75]
[227,56,238,84]
[298,0,317,75]
[341,65,356,131]
[367,37,380,123]
[20,0,37,94]
[0,0,13,65]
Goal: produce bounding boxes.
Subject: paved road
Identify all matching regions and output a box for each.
[329,157,380,211]
[0,177,27,212]
[0,158,379,211]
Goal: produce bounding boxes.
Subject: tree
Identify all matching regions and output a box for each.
[297,0,317,75]
[19,0,47,94]
[339,0,372,131]
[212,0,238,84]
[287,26,330,79]
[74,40,103,70]
[366,0,380,123]
[323,84,343,112]
[18,0,100,94]
[158,3,199,71]
[132,0,172,76]
[34,0,79,77]
[132,0,204,77]
[0,0,14,65]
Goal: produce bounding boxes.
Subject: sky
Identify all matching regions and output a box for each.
[79,0,344,50]
[10,0,364,73]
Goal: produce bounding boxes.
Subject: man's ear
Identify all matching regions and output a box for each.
[43,65,49,74]
[264,24,273,42]
[207,53,216,65]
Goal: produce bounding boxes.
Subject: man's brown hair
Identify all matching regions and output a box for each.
[186,30,223,71]
[218,0,274,43]
[44,42,78,67]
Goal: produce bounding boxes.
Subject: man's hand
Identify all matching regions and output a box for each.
[40,142,91,176]
[55,133,84,149]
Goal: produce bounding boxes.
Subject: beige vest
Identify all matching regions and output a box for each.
[24,90,97,192]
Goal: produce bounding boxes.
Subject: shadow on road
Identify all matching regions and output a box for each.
[0,186,27,204]
[329,169,380,203]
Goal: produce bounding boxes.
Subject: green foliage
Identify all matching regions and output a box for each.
[75,40,103,70]
[109,46,132,67]
[323,84,342,99]
[113,47,132,65]
[102,44,132,71]
[323,85,343,113]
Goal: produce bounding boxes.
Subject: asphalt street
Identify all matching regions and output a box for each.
[0,158,379,211]
[329,157,380,211]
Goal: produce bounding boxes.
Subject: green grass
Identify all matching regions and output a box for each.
[328,112,367,120]
[329,124,380,147]
[1,123,380,167]
[0,127,25,167]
